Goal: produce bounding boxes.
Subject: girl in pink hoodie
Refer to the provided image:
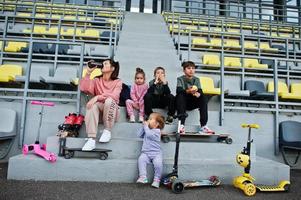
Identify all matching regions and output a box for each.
[126,68,148,123]
[80,59,122,151]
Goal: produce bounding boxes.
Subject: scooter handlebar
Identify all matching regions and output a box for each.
[241,123,260,129]
[31,101,55,107]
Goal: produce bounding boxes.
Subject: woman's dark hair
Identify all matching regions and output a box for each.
[101,58,120,80]
[153,66,165,77]
[135,67,145,79]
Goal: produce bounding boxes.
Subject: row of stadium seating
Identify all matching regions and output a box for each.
[1,2,120,18]
[225,79,301,101]
[192,38,278,52]
[0,41,111,57]
[1,63,300,101]
[163,11,299,33]
[0,64,102,90]
[14,13,119,25]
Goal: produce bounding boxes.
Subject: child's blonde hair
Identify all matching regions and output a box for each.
[150,112,165,130]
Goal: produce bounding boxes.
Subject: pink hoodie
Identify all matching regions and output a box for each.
[130,83,148,103]
[80,74,122,104]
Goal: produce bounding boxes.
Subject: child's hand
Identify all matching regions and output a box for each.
[159,74,167,84]
[143,120,149,126]
[193,92,200,98]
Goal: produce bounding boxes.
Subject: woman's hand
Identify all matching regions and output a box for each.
[86,65,97,75]
[86,95,99,109]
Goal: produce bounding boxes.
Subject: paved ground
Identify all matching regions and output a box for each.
[1,163,301,200]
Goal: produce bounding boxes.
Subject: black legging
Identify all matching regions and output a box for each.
[176,92,208,126]
[144,93,175,117]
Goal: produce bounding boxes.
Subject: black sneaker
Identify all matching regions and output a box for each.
[165,115,173,124]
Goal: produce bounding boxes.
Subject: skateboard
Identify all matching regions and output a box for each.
[59,137,112,160]
[63,147,112,160]
[161,132,233,144]
[164,175,221,194]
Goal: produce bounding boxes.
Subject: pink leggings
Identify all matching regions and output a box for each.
[125,99,144,117]
[85,98,119,138]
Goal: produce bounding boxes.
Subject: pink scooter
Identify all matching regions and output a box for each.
[22,101,57,163]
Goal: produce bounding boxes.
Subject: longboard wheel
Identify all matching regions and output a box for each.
[225,138,233,144]
[172,180,184,194]
[244,183,256,196]
[99,152,108,160]
[162,136,170,143]
[64,151,74,159]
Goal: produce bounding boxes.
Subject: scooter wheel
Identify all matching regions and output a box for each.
[162,136,170,143]
[64,152,73,159]
[244,183,256,196]
[99,152,108,160]
[225,138,233,144]
[172,180,184,194]
[22,145,29,155]
[284,183,290,192]
[49,154,57,163]
[41,144,47,150]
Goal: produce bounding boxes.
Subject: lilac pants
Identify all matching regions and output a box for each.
[138,152,163,180]
[125,99,144,117]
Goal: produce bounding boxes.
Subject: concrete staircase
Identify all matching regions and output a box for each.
[7,12,290,184]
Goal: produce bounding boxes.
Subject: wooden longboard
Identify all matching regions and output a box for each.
[161,132,232,144]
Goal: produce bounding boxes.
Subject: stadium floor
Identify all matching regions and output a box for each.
[0,163,300,200]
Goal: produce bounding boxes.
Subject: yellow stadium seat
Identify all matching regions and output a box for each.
[227,29,240,33]
[259,43,278,51]
[192,37,209,46]
[47,27,59,35]
[72,68,102,85]
[268,81,301,100]
[291,83,301,95]
[203,54,220,66]
[0,64,23,82]
[224,39,241,49]
[84,29,100,38]
[64,16,76,21]
[17,13,31,17]
[209,38,222,46]
[267,81,289,96]
[61,28,76,36]
[4,42,27,52]
[224,57,241,68]
[35,14,46,18]
[199,76,221,95]
[243,59,268,69]
[244,41,257,49]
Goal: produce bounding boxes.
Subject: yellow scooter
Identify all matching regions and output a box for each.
[233,124,290,196]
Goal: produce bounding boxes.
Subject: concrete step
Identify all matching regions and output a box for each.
[46,136,254,160]
[8,155,289,185]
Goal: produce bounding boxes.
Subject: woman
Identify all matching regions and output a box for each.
[80,59,122,151]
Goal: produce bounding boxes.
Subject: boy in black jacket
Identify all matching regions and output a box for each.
[144,67,175,123]
[176,61,214,134]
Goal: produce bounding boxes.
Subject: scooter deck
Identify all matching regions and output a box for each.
[183,179,221,187]
[256,185,288,192]
[161,132,232,144]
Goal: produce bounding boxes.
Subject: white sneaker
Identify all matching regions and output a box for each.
[138,116,144,123]
[99,129,111,143]
[129,115,135,123]
[82,138,96,151]
[199,126,215,134]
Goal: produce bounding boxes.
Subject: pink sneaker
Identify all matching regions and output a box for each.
[199,126,215,134]
[136,176,148,184]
